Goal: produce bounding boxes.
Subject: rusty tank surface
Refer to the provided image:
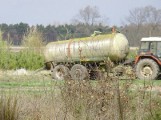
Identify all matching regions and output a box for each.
[44,33,129,63]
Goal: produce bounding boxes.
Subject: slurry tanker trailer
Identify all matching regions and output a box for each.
[44,30,130,80]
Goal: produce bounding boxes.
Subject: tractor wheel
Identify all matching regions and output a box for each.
[52,65,70,80]
[70,64,89,80]
[135,59,159,80]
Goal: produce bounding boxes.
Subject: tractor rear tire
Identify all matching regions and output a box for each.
[135,59,159,80]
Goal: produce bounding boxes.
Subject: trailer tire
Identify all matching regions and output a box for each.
[70,64,89,80]
[135,59,159,80]
[52,65,70,80]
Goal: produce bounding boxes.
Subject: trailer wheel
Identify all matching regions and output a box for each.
[70,64,89,80]
[52,65,70,80]
[135,59,159,80]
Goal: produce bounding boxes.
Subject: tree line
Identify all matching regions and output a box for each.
[0,5,161,47]
[0,23,110,45]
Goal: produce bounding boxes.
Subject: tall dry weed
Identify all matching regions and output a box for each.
[59,76,161,120]
[0,95,19,120]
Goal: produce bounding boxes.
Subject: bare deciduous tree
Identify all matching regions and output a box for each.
[144,6,161,26]
[127,7,146,27]
[143,6,161,35]
[73,5,101,26]
[123,6,161,46]
[127,6,161,27]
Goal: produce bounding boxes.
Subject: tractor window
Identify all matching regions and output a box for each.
[140,42,149,51]
[157,42,161,58]
[150,42,157,55]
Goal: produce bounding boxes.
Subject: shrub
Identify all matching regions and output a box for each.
[22,27,45,54]
[16,50,44,70]
[0,29,45,70]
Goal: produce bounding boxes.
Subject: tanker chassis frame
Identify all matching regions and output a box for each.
[45,58,132,81]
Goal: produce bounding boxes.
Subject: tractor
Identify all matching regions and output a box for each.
[135,37,161,80]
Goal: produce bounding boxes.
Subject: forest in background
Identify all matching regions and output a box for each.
[0,5,161,47]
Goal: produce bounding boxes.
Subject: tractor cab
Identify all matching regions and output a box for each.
[139,37,161,58]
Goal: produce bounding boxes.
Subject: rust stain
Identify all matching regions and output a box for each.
[67,40,73,58]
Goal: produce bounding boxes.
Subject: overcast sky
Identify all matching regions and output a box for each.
[0,0,160,26]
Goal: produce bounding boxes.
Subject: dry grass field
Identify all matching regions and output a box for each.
[1,70,161,120]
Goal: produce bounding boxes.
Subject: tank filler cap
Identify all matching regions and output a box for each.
[91,31,102,37]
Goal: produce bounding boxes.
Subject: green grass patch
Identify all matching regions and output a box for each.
[0,80,51,88]
[125,79,161,86]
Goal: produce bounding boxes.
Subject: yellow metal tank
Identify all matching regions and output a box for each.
[44,33,129,63]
